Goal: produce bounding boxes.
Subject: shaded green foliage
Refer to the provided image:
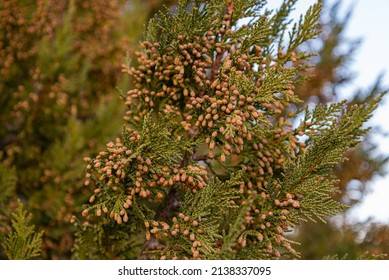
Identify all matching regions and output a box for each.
[1,201,43,260]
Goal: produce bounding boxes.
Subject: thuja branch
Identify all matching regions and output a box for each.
[75,0,385,260]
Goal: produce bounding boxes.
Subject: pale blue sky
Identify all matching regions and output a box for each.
[267,0,389,223]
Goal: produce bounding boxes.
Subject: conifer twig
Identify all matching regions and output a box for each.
[211,0,234,80]
[138,150,191,259]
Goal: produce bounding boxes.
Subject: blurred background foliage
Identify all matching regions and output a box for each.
[0,0,387,259]
[0,0,152,259]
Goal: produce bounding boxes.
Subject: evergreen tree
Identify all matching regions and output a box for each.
[75,0,385,260]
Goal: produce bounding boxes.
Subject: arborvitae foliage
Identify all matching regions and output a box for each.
[0,157,17,252]
[1,200,43,260]
[76,0,385,259]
